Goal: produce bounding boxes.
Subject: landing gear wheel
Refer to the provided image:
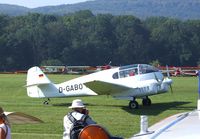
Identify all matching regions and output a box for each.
[43,98,50,105]
[129,101,139,109]
[142,98,151,106]
[43,101,49,105]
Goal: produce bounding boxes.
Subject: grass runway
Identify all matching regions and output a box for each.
[0,74,198,139]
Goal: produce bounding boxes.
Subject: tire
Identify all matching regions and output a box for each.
[43,101,49,105]
[142,98,151,106]
[129,101,139,109]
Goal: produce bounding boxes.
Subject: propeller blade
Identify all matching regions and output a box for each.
[170,85,173,93]
[154,73,159,83]
[154,73,164,82]
[154,73,163,87]
[166,65,170,78]
[166,65,173,93]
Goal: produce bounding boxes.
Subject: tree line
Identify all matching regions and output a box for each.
[0,10,200,71]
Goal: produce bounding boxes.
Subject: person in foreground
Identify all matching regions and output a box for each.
[0,107,11,139]
[63,99,124,139]
[63,99,96,139]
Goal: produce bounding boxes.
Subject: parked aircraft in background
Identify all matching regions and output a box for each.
[171,67,198,76]
[40,62,114,74]
[159,66,199,77]
[26,64,172,109]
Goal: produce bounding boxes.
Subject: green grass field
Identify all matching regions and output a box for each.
[0,74,198,139]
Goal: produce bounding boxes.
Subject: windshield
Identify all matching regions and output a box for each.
[114,64,159,79]
[139,64,159,74]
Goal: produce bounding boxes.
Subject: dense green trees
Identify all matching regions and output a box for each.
[0,11,200,71]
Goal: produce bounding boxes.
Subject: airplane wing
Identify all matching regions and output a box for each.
[84,80,132,95]
[132,110,200,139]
[4,112,43,124]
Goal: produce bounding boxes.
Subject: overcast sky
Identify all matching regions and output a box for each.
[0,0,91,8]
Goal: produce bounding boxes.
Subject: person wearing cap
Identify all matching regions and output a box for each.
[0,107,11,139]
[63,99,96,139]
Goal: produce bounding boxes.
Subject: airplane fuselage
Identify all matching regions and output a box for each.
[26,64,172,108]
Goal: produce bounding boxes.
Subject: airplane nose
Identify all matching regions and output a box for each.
[150,83,160,93]
[163,78,173,93]
[165,78,173,85]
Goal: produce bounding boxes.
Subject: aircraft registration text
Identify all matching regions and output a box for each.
[58,84,83,93]
[139,86,149,93]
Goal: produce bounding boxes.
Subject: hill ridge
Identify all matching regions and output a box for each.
[0,0,200,19]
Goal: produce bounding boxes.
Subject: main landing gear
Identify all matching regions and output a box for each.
[43,98,50,105]
[128,97,152,109]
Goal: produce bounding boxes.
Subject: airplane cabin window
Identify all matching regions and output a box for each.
[119,71,128,78]
[112,72,119,79]
[119,68,138,78]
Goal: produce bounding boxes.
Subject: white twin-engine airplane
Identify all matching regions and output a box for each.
[26,64,173,109]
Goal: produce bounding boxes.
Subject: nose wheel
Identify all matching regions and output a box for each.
[142,97,151,106]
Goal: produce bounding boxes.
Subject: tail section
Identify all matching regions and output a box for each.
[27,66,51,87]
[26,66,57,98]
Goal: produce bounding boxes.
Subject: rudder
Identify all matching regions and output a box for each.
[26,66,52,98]
[26,66,51,87]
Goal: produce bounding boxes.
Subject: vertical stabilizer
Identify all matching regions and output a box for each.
[26,66,56,98]
[26,66,51,86]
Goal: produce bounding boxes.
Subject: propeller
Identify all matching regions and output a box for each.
[170,84,173,93]
[166,65,170,78]
[154,66,173,94]
[153,73,164,94]
[154,73,163,87]
[154,73,164,84]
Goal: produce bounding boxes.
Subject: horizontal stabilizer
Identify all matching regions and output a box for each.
[84,80,130,95]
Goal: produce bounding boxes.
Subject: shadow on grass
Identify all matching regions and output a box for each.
[122,101,195,115]
[52,103,72,107]
[52,102,108,107]
[52,101,195,116]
